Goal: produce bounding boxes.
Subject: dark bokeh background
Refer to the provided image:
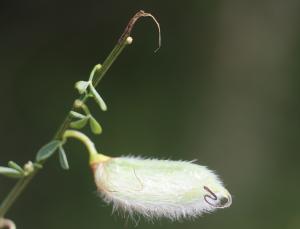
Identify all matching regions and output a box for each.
[1,1,300,228]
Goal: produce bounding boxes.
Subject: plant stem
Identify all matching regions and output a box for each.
[0,10,158,219]
[62,130,110,164]
[0,172,36,218]
[53,37,132,140]
[0,28,131,220]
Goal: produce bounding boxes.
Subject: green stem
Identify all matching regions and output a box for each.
[53,37,132,140]
[0,34,132,219]
[0,172,36,218]
[63,130,110,164]
[0,9,156,219]
[92,37,131,86]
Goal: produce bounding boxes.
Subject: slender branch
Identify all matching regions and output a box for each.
[0,10,159,219]
[0,173,36,218]
[62,130,110,164]
[0,35,129,217]
[62,130,98,158]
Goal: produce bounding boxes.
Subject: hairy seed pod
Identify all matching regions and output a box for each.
[91,156,232,220]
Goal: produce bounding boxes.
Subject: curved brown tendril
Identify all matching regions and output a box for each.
[119,10,161,52]
[203,186,218,207]
[0,218,16,229]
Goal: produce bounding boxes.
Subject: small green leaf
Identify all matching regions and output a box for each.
[36,140,61,162]
[8,161,24,173]
[70,117,89,129]
[75,81,89,94]
[0,166,24,179]
[70,111,86,119]
[89,116,102,134]
[89,84,107,111]
[58,145,69,170]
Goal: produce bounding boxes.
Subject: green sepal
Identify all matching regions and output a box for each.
[89,116,102,134]
[70,116,89,129]
[36,140,61,162]
[8,161,24,173]
[89,84,107,111]
[58,145,69,170]
[75,81,89,94]
[0,166,24,179]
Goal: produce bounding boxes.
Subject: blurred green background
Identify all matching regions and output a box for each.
[1,1,300,228]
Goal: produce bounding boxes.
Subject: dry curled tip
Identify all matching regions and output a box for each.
[119,10,161,52]
[0,218,16,229]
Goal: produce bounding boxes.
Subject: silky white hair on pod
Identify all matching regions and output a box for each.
[92,156,232,221]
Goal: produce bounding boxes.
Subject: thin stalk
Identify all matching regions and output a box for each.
[0,173,36,217]
[62,130,110,164]
[0,28,131,220]
[0,10,158,219]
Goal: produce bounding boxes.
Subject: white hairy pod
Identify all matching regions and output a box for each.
[91,156,232,220]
